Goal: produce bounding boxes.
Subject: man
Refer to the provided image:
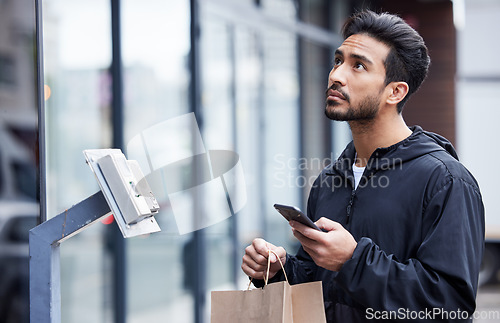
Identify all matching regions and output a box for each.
[241,10,484,322]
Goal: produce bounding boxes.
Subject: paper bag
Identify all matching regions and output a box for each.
[211,280,326,323]
[211,249,325,322]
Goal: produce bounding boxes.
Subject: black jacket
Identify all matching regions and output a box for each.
[268,126,484,322]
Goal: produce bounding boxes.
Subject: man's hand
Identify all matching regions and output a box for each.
[291,217,357,272]
[241,238,287,280]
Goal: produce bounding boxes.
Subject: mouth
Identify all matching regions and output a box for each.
[326,89,346,102]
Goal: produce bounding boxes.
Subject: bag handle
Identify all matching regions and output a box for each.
[247,249,288,290]
[265,249,288,285]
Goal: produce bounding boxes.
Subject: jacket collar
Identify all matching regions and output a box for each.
[327,126,426,184]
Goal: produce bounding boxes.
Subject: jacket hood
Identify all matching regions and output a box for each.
[420,128,459,160]
[329,126,458,179]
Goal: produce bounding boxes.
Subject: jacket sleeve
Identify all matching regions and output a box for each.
[334,176,485,320]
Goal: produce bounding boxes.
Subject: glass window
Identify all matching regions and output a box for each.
[42,0,113,322]
[121,0,190,139]
[260,27,300,252]
[201,4,304,292]
[261,0,298,21]
[199,2,341,306]
[232,26,264,249]
[298,0,332,29]
[12,160,37,199]
[121,1,192,322]
[38,0,345,322]
[0,55,16,86]
[195,8,309,321]
[0,0,38,322]
[200,13,236,296]
[43,0,112,217]
[299,38,343,204]
[5,216,37,243]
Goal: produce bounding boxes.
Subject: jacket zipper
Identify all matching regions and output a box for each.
[346,189,356,224]
[346,172,376,224]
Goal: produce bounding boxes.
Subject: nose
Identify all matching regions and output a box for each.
[328,65,346,87]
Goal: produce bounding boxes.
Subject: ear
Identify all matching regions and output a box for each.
[385,82,409,106]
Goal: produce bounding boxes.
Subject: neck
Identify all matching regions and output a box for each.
[349,113,412,167]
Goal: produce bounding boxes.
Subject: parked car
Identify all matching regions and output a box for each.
[0,200,38,323]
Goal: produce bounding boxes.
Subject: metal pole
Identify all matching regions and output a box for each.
[29,191,112,323]
[297,0,305,211]
[256,25,267,241]
[189,1,207,322]
[110,0,127,322]
[228,24,239,287]
[35,0,47,224]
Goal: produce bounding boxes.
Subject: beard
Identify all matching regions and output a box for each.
[324,85,381,122]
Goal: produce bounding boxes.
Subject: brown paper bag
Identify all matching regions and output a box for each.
[211,280,326,323]
[211,250,326,323]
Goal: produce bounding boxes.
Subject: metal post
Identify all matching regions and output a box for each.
[256,25,267,241]
[228,24,239,287]
[189,1,207,322]
[297,1,308,212]
[110,1,127,322]
[35,0,47,224]
[29,191,112,323]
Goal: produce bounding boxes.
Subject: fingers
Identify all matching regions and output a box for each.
[291,224,316,249]
[241,255,267,279]
[241,238,286,279]
[291,217,357,272]
[290,220,323,241]
[315,217,343,232]
[272,246,287,263]
[249,238,271,264]
[241,241,267,279]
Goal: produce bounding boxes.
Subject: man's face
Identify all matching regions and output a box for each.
[325,33,390,121]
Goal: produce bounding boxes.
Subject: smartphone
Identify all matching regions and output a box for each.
[273,204,320,231]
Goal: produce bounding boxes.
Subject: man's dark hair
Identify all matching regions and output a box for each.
[342,10,430,112]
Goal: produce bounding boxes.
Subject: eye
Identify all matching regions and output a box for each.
[334,57,342,67]
[354,62,366,70]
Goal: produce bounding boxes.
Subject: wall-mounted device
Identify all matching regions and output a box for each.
[83,149,161,238]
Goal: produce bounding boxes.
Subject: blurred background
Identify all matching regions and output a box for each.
[0,0,499,322]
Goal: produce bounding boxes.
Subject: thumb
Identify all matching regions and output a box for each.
[268,249,277,263]
[316,217,343,232]
[268,246,286,263]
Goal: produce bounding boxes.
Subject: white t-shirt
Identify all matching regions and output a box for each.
[352,163,365,189]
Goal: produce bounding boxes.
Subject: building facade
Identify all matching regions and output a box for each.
[0,0,460,322]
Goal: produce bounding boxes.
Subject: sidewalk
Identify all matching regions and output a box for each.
[475,284,500,322]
